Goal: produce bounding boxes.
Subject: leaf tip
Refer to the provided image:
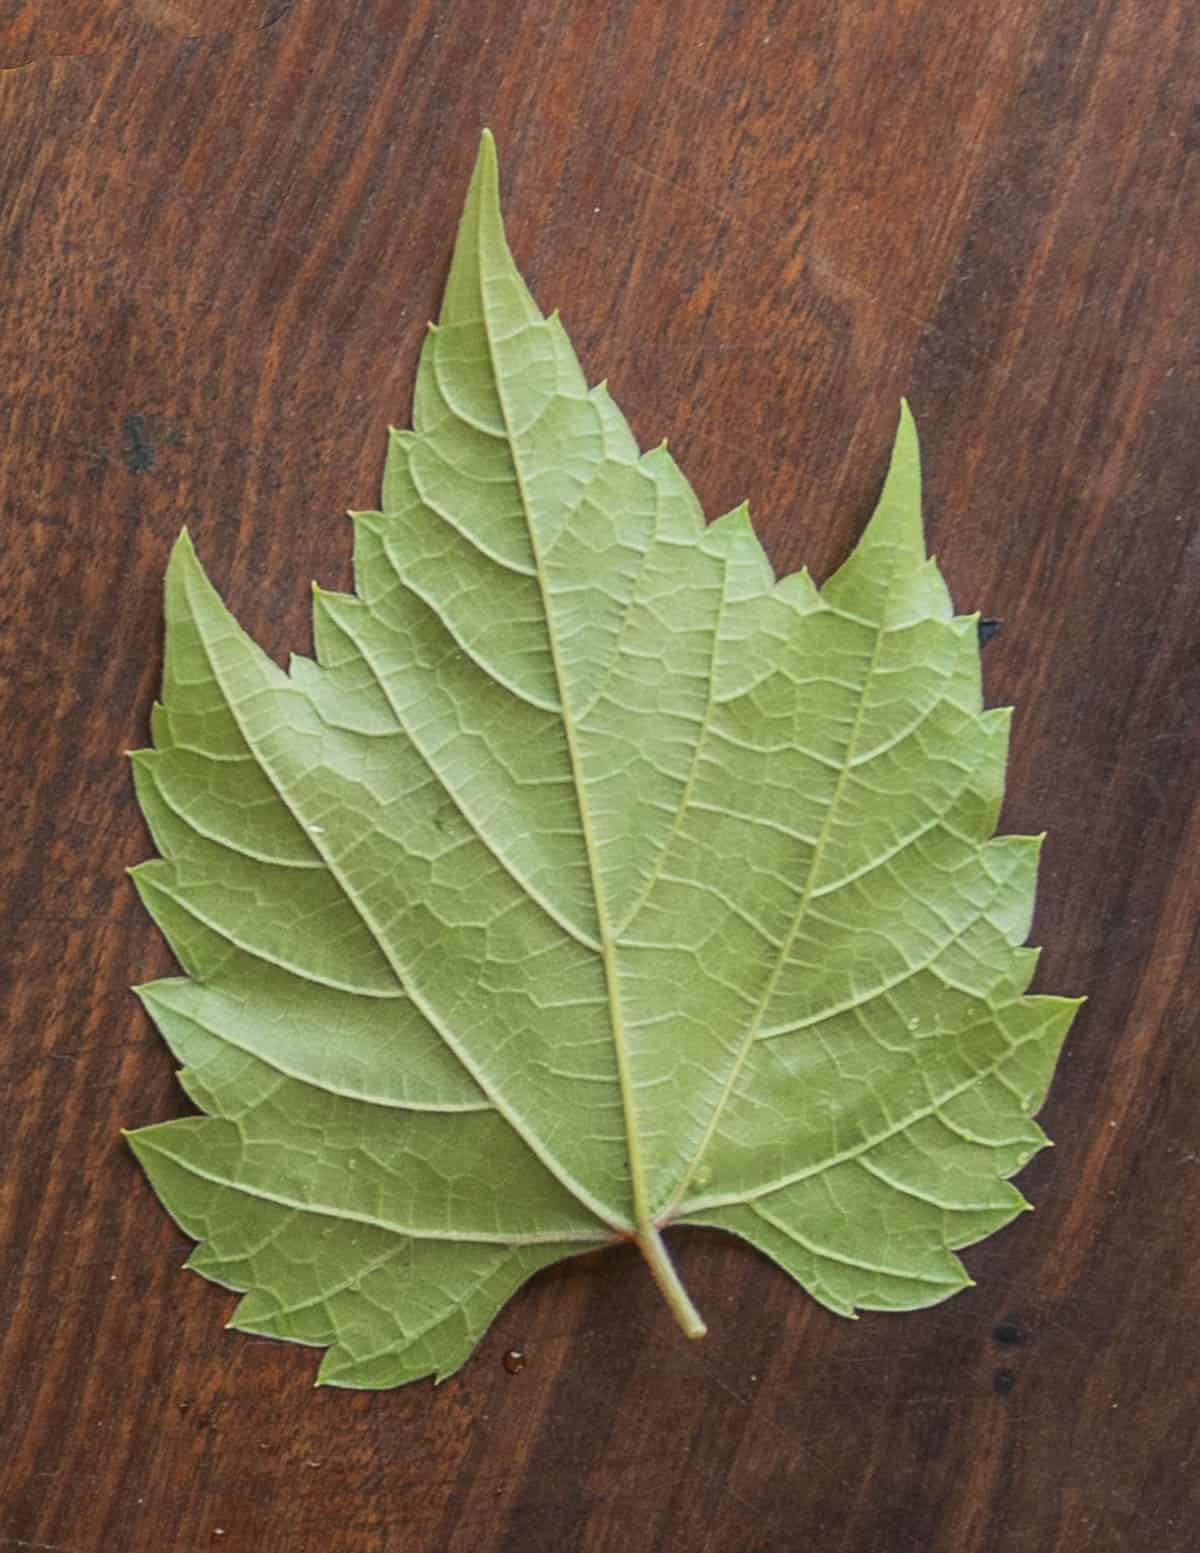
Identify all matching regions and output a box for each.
[121,1126,147,1161]
[169,525,197,564]
[467,124,501,212]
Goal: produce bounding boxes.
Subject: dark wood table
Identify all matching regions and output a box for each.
[3,3,1197,1550]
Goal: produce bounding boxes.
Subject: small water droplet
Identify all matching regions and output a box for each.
[908,1017,920,1031]
[308,825,325,834]
[177,1401,190,1414]
[502,1348,526,1374]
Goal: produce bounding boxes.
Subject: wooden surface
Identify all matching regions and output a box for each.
[2,2,1197,1550]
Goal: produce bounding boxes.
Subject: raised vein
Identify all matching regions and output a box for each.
[473,249,647,1235]
[474,216,707,1336]
[183,572,622,1233]
[662,592,895,1222]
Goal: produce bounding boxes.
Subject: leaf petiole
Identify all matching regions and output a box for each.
[637,1225,707,1339]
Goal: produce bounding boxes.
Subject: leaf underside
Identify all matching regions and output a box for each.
[126,132,1080,1390]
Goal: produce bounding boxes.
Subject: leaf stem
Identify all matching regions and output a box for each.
[636,1226,707,1339]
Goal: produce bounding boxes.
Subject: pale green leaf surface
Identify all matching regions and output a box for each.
[126,131,1080,1388]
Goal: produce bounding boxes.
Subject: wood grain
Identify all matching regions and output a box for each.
[1,2,1197,1550]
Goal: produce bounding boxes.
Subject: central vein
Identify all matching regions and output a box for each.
[472,164,705,1335]
[496,380,705,1335]
[511,443,705,1332]
[479,345,647,1233]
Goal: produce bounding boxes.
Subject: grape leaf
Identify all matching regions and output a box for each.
[125,131,1081,1390]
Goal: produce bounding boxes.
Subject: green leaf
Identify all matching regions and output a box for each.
[125,131,1081,1389]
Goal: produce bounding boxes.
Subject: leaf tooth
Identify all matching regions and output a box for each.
[774,566,821,613]
[148,700,172,748]
[704,501,775,600]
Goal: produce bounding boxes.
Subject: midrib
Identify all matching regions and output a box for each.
[478,288,649,1236]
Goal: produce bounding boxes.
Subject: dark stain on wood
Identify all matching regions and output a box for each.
[993,1370,1018,1398]
[121,415,155,473]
